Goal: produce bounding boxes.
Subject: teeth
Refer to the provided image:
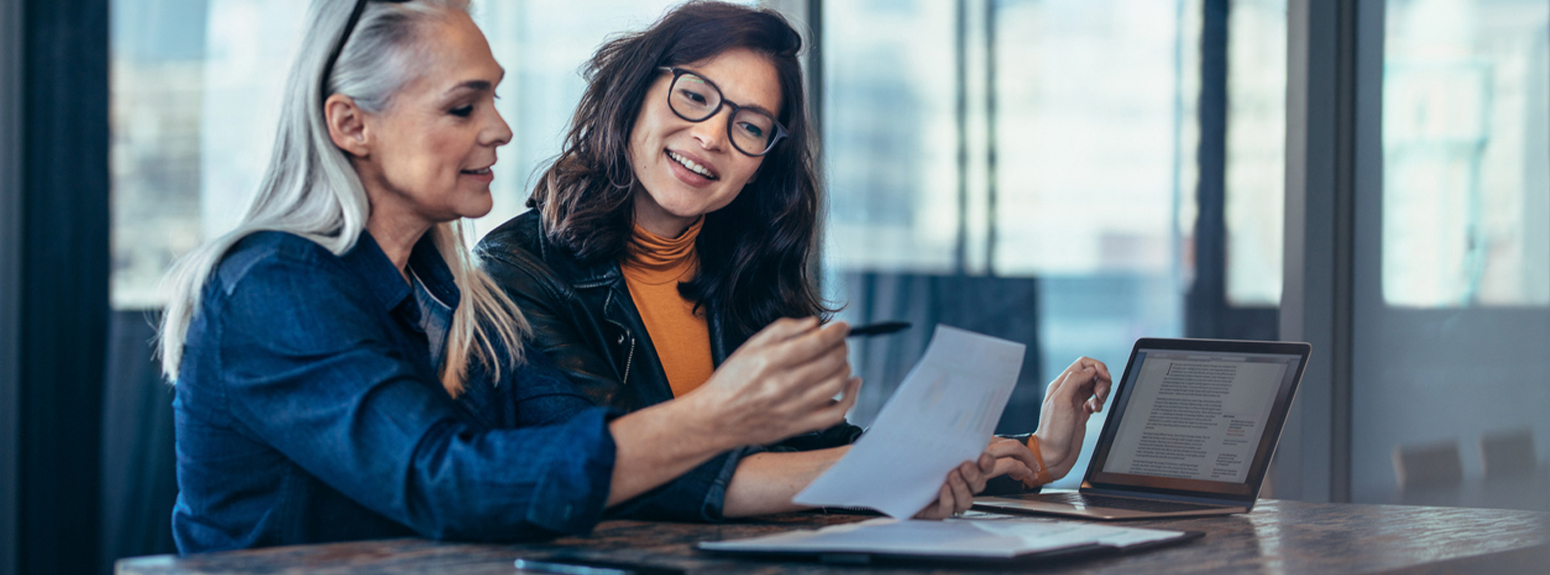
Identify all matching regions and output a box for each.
[463,168,490,174]
[667,151,715,179]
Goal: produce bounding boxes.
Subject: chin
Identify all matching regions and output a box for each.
[660,185,737,215]
[454,193,494,219]
[657,198,718,220]
[460,202,495,220]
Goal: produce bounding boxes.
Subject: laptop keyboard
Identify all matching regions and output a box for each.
[1034,492,1229,513]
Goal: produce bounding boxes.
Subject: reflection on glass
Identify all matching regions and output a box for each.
[1383,0,1550,308]
[1225,0,1286,307]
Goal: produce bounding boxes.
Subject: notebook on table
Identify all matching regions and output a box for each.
[975,338,1311,520]
[697,516,1202,565]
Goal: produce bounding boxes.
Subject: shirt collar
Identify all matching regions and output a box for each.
[342,231,461,313]
[408,234,462,310]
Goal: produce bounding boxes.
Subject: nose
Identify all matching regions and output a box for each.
[483,103,513,148]
[689,108,731,152]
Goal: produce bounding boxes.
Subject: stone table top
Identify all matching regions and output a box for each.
[117,500,1550,574]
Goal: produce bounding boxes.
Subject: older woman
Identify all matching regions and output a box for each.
[158,0,1008,554]
[478,0,1112,509]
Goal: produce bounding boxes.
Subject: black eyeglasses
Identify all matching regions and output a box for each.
[320,0,412,103]
[659,67,788,157]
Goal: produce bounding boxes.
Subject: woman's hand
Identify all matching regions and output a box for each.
[914,453,998,519]
[913,437,1059,519]
[1033,357,1113,479]
[680,317,861,448]
[984,437,1038,483]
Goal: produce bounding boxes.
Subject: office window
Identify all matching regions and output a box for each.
[821,0,1293,481]
[111,0,735,309]
[822,1,960,274]
[1225,0,1286,307]
[989,0,1197,382]
[822,0,1204,481]
[990,1,1189,279]
[1381,0,1550,308]
[1350,0,1550,506]
[110,0,209,309]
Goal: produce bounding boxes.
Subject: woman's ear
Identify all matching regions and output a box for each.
[324,94,370,157]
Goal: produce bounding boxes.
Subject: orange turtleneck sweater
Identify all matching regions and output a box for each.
[622,218,715,397]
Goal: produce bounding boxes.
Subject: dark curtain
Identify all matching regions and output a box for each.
[17,0,111,573]
[100,310,178,571]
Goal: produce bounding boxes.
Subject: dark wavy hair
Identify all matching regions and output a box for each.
[528,0,829,338]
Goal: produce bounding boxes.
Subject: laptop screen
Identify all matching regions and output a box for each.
[1083,340,1308,500]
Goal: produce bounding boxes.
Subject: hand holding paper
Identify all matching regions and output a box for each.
[792,326,1025,518]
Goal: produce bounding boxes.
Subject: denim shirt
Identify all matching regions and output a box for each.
[171,231,745,554]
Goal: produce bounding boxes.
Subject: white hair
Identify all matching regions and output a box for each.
[158,0,529,397]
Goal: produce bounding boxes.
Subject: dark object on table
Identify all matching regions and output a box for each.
[515,555,685,575]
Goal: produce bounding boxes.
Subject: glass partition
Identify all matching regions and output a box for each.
[1350,0,1550,508]
[1225,0,1287,307]
[821,0,1212,485]
[1380,0,1549,308]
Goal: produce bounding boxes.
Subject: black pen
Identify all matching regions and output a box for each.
[846,321,911,338]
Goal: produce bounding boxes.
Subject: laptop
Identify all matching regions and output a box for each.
[974,338,1311,520]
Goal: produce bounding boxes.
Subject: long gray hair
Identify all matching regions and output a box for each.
[158,0,528,396]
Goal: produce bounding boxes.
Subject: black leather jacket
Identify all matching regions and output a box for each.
[475,210,864,451]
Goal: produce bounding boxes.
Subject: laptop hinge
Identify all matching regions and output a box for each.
[1079,486,1251,508]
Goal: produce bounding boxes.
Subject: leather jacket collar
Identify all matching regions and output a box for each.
[477,210,743,410]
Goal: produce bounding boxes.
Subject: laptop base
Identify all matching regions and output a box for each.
[973,493,1248,520]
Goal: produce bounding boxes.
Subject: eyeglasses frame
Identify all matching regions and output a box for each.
[658,66,789,157]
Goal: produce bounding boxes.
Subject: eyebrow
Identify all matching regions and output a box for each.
[444,79,491,96]
[681,67,780,118]
[443,68,506,97]
[739,101,780,118]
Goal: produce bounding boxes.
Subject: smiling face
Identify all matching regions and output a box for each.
[627,48,782,238]
[348,10,511,229]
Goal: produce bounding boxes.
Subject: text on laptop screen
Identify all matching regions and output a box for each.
[1099,350,1301,484]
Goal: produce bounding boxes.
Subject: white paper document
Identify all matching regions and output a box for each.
[698,517,1186,559]
[792,325,1025,518]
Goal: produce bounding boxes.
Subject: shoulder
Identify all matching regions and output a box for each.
[197,232,393,365]
[477,210,544,261]
[204,231,367,324]
[212,231,341,293]
[476,211,574,296]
